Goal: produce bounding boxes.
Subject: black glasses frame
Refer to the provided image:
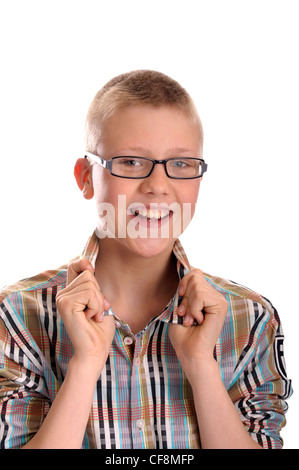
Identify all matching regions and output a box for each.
[84,152,208,180]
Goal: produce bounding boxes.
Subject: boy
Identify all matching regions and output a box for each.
[0,70,292,449]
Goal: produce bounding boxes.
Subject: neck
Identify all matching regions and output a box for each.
[94,238,179,331]
[95,238,178,298]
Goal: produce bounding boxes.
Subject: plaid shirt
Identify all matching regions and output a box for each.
[0,232,292,449]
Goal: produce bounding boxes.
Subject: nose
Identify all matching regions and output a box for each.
[140,161,170,196]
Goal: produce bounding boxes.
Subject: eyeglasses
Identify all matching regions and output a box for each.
[85,152,208,179]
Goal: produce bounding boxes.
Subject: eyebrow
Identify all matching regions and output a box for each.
[117,146,196,155]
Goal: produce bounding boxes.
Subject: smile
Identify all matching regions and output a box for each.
[129,207,172,221]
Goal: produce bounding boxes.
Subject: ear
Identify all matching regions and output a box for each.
[74,158,94,199]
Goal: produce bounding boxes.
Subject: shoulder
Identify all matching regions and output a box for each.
[202,273,290,394]
[202,271,278,326]
[0,265,69,367]
[202,272,274,313]
[201,272,282,358]
[0,265,68,318]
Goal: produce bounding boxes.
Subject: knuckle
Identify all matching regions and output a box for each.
[56,290,64,303]
[67,259,77,269]
[219,296,229,311]
[87,287,98,299]
[190,306,202,317]
[56,295,69,313]
[190,270,204,280]
[81,269,95,282]
[68,257,91,269]
[67,259,94,281]
[190,268,203,276]
[193,290,203,301]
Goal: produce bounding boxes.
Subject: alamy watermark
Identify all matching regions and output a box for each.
[96,195,195,239]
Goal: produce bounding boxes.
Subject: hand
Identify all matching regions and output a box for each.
[56,259,115,375]
[169,269,228,380]
[177,269,207,326]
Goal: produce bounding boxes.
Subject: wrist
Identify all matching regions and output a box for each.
[183,356,221,388]
[67,355,104,383]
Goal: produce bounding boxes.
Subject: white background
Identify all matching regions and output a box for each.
[0,0,298,449]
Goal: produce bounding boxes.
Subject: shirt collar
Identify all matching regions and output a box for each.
[80,230,191,326]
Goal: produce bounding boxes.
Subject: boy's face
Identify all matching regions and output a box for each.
[76,104,203,259]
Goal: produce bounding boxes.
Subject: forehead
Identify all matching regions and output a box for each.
[97,105,203,157]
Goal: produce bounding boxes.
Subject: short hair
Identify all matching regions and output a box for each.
[85,70,203,153]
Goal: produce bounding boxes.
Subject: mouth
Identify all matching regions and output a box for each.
[129,207,173,222]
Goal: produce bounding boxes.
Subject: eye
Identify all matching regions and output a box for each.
[118,158,143,166]
[170,159,190,168]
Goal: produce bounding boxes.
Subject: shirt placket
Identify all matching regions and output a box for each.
[130,329,146,448]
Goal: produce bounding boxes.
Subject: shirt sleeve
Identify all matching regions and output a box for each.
[223,300,292,449]
[0,303,52,448]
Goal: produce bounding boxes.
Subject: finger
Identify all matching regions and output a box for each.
[66,269,99,291]
[80,281,111,320]
[62,283,103,312]
[58,279,110,321]
[183,289,205,325]
[80,289,107,321]
[185,306,204,326]
[177,296,188,315]
[79,272,111,312]
[177,294,200,326]
[86,298,111,321]
[178,272,193,296]
[183,313,196,326]
[178,268,205,295]
[93,311,104,323]
[62,269,111,321]
[67,258,94,285]
[178,279,186,296]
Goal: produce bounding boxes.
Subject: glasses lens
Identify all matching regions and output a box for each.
[112,157,153,177]
[166,158,202,178]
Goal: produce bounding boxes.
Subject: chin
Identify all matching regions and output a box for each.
[125,236,176,259]
[123,210,182,258]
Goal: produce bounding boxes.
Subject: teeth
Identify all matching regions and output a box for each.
[130,208,170,220]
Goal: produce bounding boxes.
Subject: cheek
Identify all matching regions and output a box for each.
[179,181,200,209]
[172,183,200,234]
[93,169,134,210]
[92,167,113,200]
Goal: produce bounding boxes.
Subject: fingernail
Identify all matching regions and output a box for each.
[95,312,103,323]
[178,304,185,314]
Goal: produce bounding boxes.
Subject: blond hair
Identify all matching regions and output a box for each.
[85,70,203,153]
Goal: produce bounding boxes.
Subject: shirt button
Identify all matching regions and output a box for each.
[136,419,145,429]
[124,336,133,345]
[135,358,140,366]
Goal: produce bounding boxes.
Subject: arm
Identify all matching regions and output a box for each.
[23,357,99,448]
[186,358,261,449]
[170,270,262,449]
[23,259,115,449]
[22,350,112,449]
